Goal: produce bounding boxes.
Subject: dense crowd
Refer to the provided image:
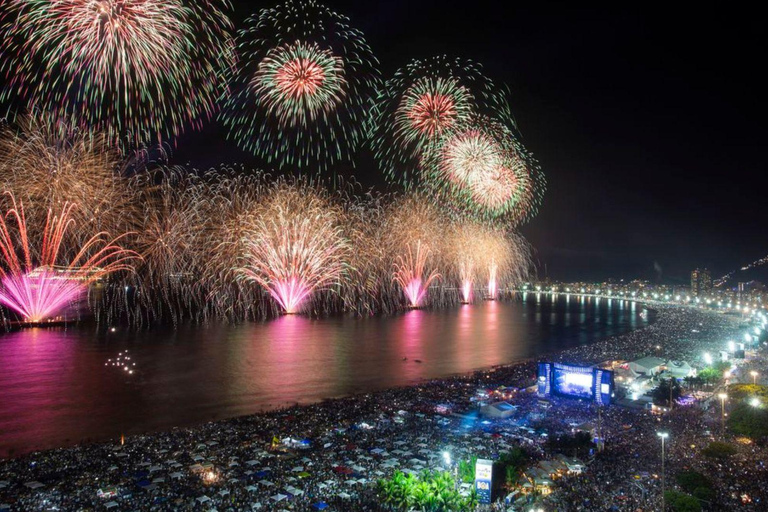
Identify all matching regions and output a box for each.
[1,304,764,511]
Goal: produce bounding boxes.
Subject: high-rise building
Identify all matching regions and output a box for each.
[691,268,712,297]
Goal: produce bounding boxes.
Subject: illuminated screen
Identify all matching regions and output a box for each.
[553,367,593,399]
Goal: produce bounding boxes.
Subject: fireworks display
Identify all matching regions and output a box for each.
[0,0,235,146]
[0,115,140,240]
[220,0,380,172]
[237,180,349,314]
[0,194,139,323]
[424,115,545,224]
[370,56,509,186]
[0,1,544,328]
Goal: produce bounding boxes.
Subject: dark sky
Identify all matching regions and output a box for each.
[9,1,766,284]
[176,0,766,284]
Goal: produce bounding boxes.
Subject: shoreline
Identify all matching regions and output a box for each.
[0,303,749,512]
[0,296,654,460]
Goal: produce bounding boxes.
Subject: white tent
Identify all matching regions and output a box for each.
[105,501,119,509]
[24,482,44,490]
[195,495,211,504]
[259,480,275,487]
[271,494,288,502]
[338,492,352,499]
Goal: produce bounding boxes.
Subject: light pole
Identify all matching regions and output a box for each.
[751,371,758,385]
[718,393,728,435]
[657,432,669,510]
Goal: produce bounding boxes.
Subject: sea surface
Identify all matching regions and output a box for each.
[0,293,649,457]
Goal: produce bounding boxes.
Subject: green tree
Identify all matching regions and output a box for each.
[497,447,530,485]
[652,377,681,406]
[727,404,768,439]
[701,441,737,459]
[698,367,720,386]
[728,384,768,402]
[458,455,477,483]
[675,470,711,494]
[664,490,702,512]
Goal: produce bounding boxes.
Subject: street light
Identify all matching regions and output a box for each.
[751,371,758,385]
[750,397,761,408]
[718,393,728,435]
[703,352,713,365]
[657,432,669,511]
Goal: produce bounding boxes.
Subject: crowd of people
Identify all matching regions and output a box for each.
[1,304,765,511]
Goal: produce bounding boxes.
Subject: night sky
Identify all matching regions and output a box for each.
[12,1,768,284]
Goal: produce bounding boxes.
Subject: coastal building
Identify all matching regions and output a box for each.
[662,360,696,379]
[691,268,712,297]
[628,356,666,377]
[480,401,517,419]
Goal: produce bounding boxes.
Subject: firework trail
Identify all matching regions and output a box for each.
[392,240,440,308]
[0,115,140,242]
[220,0,380,172]
[237,180,349,314]
[380,194,448,309]
[370,56,510,186]
[0,0,235,147]
[0,194,139,323]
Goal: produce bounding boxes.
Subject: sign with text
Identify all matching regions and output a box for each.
[475,458,493,504]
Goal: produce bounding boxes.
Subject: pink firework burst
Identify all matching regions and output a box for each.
[407,93,457,138]
[0,194,139,323]
[392,241,440,308]
[237,182,349,315]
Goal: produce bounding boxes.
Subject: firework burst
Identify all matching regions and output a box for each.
[237,180,349,314]
[0,0,235,146]
[424,115,545,224]
[392,240,440,308]
[370,56,509,186]
[0,194,139,323]
[220,0,379,172]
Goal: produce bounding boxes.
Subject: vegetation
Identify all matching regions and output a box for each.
[652,377,682,406]
[664,490,702,512]
[458,455,477,484]
[701,441,737,459]
[727,383,768,402]
[377,470,478,511]
[676,470,714,503]
[497,447,530,486]
[727,403,768,439]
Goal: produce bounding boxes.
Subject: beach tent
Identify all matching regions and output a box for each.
[105,502,119,509]
[170,472,183,480]
[312,503,329,510]
[338,492,352,499]
[246,485,258,492]
[271,494,288,502]
[195,495,211,504]
[24,481,44,490]
[259,480,275,487]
